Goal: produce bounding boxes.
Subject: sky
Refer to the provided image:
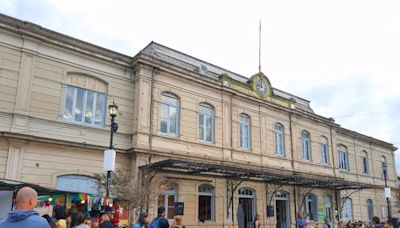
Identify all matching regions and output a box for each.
[1,0,400,170]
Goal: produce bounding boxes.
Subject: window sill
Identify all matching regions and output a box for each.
[239,147,252,152]
[159,132,180,138]
[199,140,215,145]
[338,169,351,173]
[58,118,106,130]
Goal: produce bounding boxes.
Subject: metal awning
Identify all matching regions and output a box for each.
[140,159,378,190]
[0,178,79,195]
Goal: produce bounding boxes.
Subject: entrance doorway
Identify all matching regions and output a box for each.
[275,191,290,228]
[238,188,256,228]
[325,195,333,228]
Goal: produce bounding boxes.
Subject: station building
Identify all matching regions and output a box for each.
[0,13,398,228]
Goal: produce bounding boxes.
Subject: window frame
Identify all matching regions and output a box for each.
[239,114,251,150]
[305,193,318,221]
[361,151,369,175]
[198,103,215,143]
[320,136,329,164]
[198,184,215,221]
[158,182,178,220]
[274,123,285,156]
[367,199,373,221]
[338,145,349,171]
[301,131,312,161]
[62,84,106,127]
[160,92,180,137]
[342,197,353,221]
[56,174,99,195]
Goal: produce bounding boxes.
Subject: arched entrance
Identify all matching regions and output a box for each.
[238,188,256,228]
[275,191,290,228]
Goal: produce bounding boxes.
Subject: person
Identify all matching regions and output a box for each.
[0,186,50,228]
[372,217,382,228]
[133,212,150,228]
[298,211,306,228]
[170,215,184,228]
[43,214,57,228]
[99,214,114,228]
[253,214,261,228]
[73,213,89,228]
[53,206,67,228]
[324,216,331,228]
[150,206,169,228]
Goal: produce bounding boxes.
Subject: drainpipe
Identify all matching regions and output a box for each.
[146,66,156,212]
[329,125,337,177]
[148,66,157,163]
[289,113,295,169]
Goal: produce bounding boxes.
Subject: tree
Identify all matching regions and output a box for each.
[95,166,160,218]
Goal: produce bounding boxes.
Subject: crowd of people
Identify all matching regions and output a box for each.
[132,206,185,228]
[2,186,399,228]
[0,187,116,228]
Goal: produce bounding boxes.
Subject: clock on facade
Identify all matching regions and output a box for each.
[256,79,267,96]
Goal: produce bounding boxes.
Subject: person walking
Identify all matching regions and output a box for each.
[372,217,383,228]
[73,213,89,228]
[99,214,114,228]
[170,215,184,228]
[0,186,50,228]
[253,214,261,228]
[149,207,169,228]
[133,212,150,228]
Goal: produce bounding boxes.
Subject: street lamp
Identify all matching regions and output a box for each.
[104,100,118,198]
[382,162,392,220]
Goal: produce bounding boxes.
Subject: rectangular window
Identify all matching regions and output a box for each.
[302,138,311,161]
[338,151,349,170]
[63,85,106,127]
[320,143,329,164]
[240,123,250,149]
[275,130,284,156]
[362,157,369,174]
[199,195,212,221]
[199,113,213,143]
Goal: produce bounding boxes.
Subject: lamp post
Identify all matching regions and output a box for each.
[104,101,118,198]
[383,163,392,220]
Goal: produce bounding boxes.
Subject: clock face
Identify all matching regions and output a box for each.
[256,79,267,96]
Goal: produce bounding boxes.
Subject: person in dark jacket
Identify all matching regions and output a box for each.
[149,206,169,228]
[99,214,114,228]
[43,214,57,228]
[0,186,50,228]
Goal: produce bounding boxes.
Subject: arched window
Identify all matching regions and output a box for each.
[305,194,318,220]
[342,197,353,221]
[361,151,369,175]
[240,114,251,150]
[320,136,329,164]
[301,131,311,161]
[62,73,107,127]
[198,184,215,221]
[56,175,99,195]
[160,92,179,136]
[367,199,373,221]
[199,103,214,143]
[275,123,285,156]
[158,182,178,219]
[382,156,387,180]
[338,144,349,171]
[238,188,255,197]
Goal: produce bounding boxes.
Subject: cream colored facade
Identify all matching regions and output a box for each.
[0,13,398,228]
